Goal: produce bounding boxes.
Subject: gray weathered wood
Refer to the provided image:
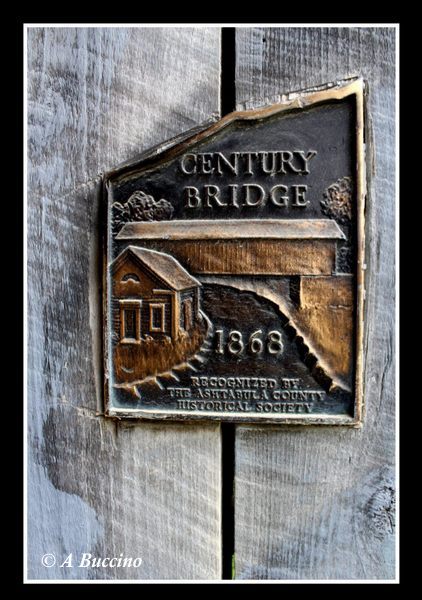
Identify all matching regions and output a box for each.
[234,27,396,580]
[27,26,222,580]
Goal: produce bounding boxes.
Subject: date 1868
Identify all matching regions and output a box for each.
[215,330,284,356]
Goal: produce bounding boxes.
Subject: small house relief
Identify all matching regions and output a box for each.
[110,246,208,383]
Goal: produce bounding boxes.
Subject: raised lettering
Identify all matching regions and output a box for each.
[279,151,301,174]
[261,151,277,175]
[205,185,226,207]
[228,184,240,207]
[291,184,309,207]
[185,186,201,208]
[199,153,214,174]
[180,153,196,174]
[270,184,289,207]
[296,150,317,173]
[241,152,258,175]
[243,184,265,206]
[216,152,239,175]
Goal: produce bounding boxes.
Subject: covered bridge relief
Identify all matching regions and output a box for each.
[114,217,353,391]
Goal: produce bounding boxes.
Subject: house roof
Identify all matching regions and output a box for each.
[116,219,346,241]
[111,246,200,291]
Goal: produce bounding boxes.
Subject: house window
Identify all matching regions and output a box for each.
[182,298,193,331]
[149,303,165,333]
[119,300,142,343]
[121,273,140,283]
[124,309,136,338]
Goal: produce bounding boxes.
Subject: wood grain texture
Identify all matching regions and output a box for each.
[297,275,354,384]
[234,27,396,580]
[27,26,222,580]
[114,239,337,276]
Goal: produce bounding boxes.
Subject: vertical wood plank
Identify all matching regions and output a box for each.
[27,26,222,580]
[234,27,396,580]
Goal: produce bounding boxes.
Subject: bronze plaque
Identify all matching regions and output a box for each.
[103,79,365,425]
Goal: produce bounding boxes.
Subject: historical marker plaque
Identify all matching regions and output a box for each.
[103,79,365,425]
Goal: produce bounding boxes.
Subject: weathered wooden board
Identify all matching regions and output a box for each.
[27,27,222,580]
[234,27,396,580]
